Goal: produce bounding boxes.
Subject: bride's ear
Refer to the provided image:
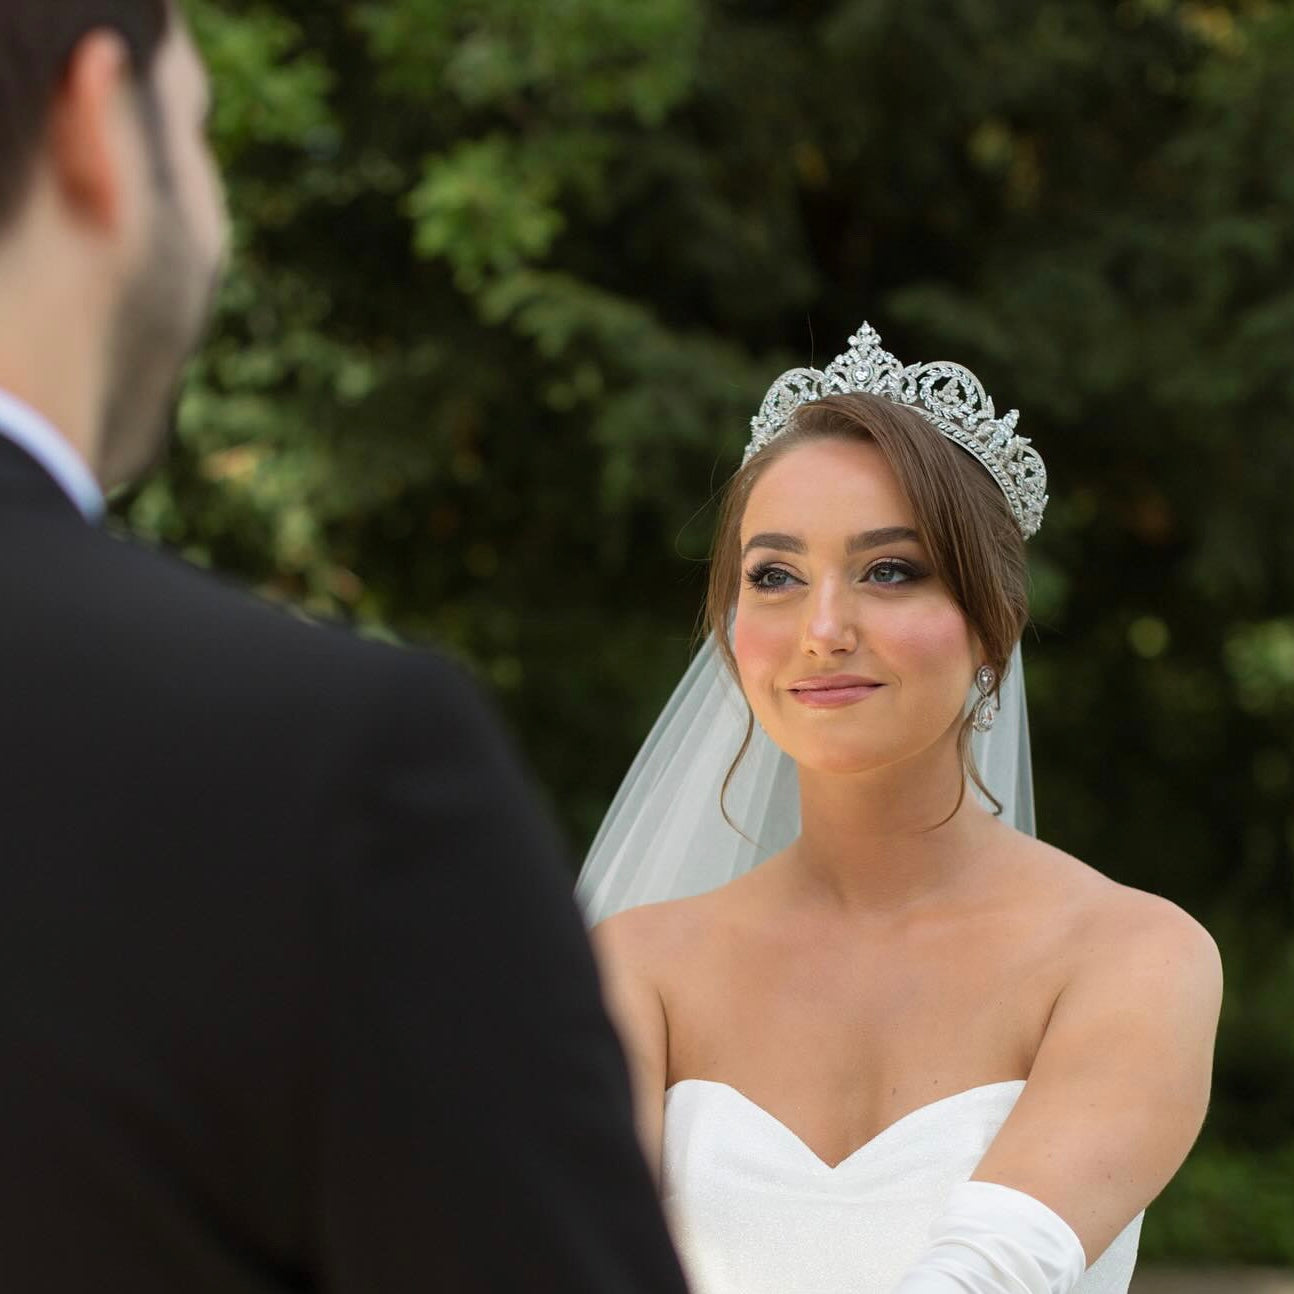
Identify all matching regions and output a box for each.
[966,629,988,682]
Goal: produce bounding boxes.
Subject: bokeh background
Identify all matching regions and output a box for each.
[149,0,1293,1263]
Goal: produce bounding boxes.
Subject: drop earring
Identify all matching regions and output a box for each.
[972,665,998,733]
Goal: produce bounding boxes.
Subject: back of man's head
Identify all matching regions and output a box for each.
[0,1,171,235]
[0,0,227,491]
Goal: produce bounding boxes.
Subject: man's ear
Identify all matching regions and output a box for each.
[47,31,139,233]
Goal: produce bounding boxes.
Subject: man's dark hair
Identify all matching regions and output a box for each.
[0,0,171,230]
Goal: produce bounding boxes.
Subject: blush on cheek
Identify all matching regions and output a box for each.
[879,602,974,671]
[731,608,788,696]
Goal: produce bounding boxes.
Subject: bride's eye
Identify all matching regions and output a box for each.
[745,563,800,592]
[866,559,923,586]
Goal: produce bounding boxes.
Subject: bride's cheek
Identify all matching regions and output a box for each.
[881,602,973,674]
[732,609,787,694]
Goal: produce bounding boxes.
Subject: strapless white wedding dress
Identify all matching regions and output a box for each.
[662,1078,1143,1294]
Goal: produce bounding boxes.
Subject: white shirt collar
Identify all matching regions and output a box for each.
[0,388,105,523]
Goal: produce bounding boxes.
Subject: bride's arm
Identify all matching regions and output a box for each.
[891,890,1221,1293]
[971,891,1221,1261]
[591,909,671,1182]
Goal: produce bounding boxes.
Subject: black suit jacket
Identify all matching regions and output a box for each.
[0,435,687,1293]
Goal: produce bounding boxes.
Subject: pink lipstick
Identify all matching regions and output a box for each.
[787,675,882,708]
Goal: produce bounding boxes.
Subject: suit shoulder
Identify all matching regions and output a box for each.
[94,529,467,683]
[29,526,492,756]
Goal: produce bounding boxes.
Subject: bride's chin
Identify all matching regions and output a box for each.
[769,718,960,779]
[775,737,911,779]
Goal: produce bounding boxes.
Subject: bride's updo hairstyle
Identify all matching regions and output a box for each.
[706,392,1029,818]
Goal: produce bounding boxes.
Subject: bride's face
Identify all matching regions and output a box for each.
[733,437,976,776]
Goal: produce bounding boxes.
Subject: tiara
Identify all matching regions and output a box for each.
[743,321,1047,539]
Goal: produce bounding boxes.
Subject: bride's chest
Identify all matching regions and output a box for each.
[659,920,1064,1158]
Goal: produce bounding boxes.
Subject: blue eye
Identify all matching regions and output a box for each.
[745,563,799,591]
[867,560,921,586]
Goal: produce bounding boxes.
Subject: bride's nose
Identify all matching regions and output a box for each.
[800,579,859,658]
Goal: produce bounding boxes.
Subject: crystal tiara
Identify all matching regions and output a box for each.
[743,321,1047,539]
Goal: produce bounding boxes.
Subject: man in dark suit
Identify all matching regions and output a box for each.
[0,4,688,1291]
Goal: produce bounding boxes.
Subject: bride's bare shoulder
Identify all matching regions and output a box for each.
[592,886,737,978]
[1017,833,1220,973]
[975,836,1221,1261]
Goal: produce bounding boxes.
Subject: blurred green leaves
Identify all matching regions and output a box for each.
[185,1,332,159]
[1228,621,1294,717]
[408,134,567,287]
[356,0,701,121]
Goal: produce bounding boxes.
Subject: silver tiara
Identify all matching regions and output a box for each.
[744,321,1047,539]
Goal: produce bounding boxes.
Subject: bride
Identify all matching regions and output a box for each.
[576,323,1222,1293]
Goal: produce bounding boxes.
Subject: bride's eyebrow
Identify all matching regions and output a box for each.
[846,526,920,554]
[742,526,920,558]
[743,532,805,556]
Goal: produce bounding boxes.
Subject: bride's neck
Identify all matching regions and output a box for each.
[789,739,995,916]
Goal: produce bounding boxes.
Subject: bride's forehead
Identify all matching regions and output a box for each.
[741,440,913,534]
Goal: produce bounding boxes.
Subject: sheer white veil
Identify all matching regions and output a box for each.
[576,637,1033,925]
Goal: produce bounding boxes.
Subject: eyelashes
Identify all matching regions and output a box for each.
[743,558,928,592]
[868,559,926,587]
[745,562,798,591]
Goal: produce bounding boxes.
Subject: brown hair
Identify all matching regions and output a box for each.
[0,0,172,229]
[706,392,1029,822]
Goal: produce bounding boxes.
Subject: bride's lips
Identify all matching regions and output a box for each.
[787,675,883,708]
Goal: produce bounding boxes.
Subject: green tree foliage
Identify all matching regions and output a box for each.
[147,0,1293,1256]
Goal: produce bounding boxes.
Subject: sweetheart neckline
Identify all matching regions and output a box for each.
[665,1077,1027,1172]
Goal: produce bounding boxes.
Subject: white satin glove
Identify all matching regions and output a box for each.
[888,1180,1088,1294]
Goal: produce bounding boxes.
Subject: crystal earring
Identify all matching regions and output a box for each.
[972,665,998,733]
